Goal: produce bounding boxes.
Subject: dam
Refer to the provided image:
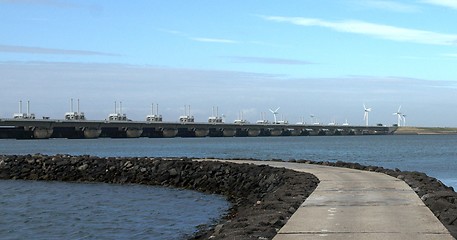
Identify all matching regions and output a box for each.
[0,118,397,139]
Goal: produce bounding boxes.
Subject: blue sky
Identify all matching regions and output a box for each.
[1,0,456,126]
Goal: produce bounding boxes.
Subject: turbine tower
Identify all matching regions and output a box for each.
[402,114,407,126]
[393,106,403,126]
[363,104,372,126]
[269,107,280,124]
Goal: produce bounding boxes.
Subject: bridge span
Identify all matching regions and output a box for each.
[0,118,397,139]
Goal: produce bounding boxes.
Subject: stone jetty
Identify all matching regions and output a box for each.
[1,155,456,239]
[0,154,319,239]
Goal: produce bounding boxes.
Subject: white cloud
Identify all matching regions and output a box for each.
[224,56,314,65]
[0,44,119,56]
[441,53,457,58]
[357,0,420,12]
[155,28,187,37]
[262,16,457,45]
[0,0,73,7]
[0,0,101,12]
[190,37,238,44]
[421,0,457,9]
[156,28,240,44]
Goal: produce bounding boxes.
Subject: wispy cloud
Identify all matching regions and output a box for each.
[262,16,457,45]
[398,55,430,60]
[190,37,239,44]
[248,41,287,48]
[155,28,187,37]
[0,0,101,11]
[0,44,120,56]
[1,0,71,7]
[356,0,420,12]
[421,0,457,9]
[156,28,240,44]
[441,53,457,58]
[225,56,314,65]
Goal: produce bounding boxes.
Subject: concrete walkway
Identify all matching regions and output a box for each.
[214,160,454,240]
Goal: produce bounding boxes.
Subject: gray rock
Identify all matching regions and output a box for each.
[288,207,296,214]
[123,161,133,169]
[77,163,88,171]
[214,224,224,235]
[168,168,178,177]
[421,193,431,201]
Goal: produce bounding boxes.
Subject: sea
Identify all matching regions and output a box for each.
[1,135,457,239]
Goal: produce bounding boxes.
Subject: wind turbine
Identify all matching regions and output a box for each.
[363,104,372,126]
[393,106,403,126]
[402,114,407,126]
[269,107,280,124]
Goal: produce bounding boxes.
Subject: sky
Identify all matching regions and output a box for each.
[1,0,456,127]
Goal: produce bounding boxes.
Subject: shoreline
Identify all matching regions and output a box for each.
[1,155,456,239]
[0,154,319,239]
[394,127,457,135]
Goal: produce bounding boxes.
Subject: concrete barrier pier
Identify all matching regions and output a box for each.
[0,118,397,139]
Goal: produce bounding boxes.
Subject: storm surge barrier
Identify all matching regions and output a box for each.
[0,119,397,139]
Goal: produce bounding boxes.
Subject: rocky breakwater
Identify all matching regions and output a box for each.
[291,159,457,238]
[0,155,319,240]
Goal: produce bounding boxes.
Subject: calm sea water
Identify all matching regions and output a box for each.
[0,180,229,240]
[1,135,457,238]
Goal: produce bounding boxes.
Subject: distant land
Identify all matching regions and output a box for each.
[394,127,457,135]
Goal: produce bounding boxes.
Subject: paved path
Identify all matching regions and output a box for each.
[213,160,454,240]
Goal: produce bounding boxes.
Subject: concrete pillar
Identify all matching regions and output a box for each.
[125,128,143,138]
[247,128,261,137]
[83,128,102,139]
[162,128,178,138]
[193,128,209,137]
[33,128,53,139]
[307,129,319,136]
[269,128,283,136]
[289,129,302,136]
[222,128,236,137]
